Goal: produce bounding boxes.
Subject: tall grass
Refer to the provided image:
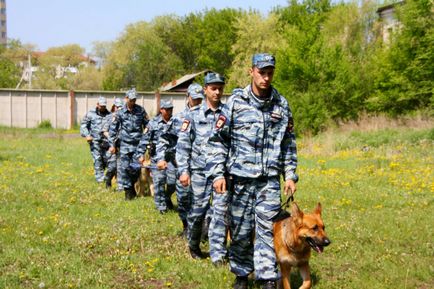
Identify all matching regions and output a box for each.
[0,122,432,289]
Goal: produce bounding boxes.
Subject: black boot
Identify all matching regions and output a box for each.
[105,172,113,189]
[189,246,205,259]
[124,188,137,200]
[261,280,276,289]
[233,276,248,289]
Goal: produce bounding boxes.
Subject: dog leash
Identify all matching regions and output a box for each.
[273,193,294,222]
[280,193,294,211]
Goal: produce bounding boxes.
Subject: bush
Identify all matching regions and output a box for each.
[37,119,53,129]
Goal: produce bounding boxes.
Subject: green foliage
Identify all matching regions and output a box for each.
[227,11,285,90]
[153,8,243,77]
[0,55,20,88]
[369,0,434,114]
[37,119,53,129]
[102,21,184,91]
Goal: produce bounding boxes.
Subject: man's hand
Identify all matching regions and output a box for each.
[284,179,296,196]
[179,173,190,187]
[138,156,144,165]
[213,178,226,194]
[108,146,116,154]
[85,136,93,143]
[157,160,168,170]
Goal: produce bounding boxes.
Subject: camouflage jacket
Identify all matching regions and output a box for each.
[207,85,298,181]
[108,104,148,153]
[134,114,171,162]
[80,108,111,142]
[176,101,228,176]
[155,104,201,164]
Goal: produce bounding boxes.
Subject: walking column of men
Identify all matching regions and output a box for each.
[80,53,298,289]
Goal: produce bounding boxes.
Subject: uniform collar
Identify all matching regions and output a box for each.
[202,101,224,115]
[246,84,279,109]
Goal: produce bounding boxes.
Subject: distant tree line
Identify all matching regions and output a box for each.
[1,0,432,133]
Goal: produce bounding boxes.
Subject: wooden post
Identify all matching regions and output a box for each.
[155,90,161,115]
[25,91,28,128]
[54,92,58,128]
[68,90,75,130]
[9,91,12,127]
[39,92,43,124]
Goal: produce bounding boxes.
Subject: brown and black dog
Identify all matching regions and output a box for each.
[274,202,331,289]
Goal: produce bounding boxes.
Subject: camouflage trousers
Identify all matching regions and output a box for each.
[89,141,110,183]
[151,162,176,211]
[118,150,141,190]
[229,176,281,281]
[105,150,117,179]
[188,171,212,250]
[176,174,191,223]
[209,189,231,263]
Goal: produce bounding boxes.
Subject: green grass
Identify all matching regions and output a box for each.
[0,126,433,288]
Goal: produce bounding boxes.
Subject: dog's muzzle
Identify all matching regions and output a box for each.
[306,237,331,253]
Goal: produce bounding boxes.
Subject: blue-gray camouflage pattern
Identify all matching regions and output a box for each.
[135,114,176,211]
[108,104,148,189]
[156,105,201,222]
[207,85,298,280]
[176,101,229,256]
[207,85,297,181]
[209,188,231,263]
[103,110,123,189]
[80,108,111,182]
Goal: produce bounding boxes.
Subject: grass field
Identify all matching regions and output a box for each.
[0,124,433,289]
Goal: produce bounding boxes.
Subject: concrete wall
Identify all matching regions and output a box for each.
[0,89,189,129]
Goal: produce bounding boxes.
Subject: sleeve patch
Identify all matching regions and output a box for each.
[181,119,190,132]
[216,115,227,129]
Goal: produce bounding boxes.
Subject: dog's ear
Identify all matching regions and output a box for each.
[291,202,304,226]
[314,202,322,216]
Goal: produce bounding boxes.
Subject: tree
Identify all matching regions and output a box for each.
[368,0,434,114]
[227,11,286,90]
[153,9,242,76]
[102,21,184,91]
[0,46,20,88]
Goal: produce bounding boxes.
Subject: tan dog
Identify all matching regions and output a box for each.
[274,202,331,289]
[135,153,154,197]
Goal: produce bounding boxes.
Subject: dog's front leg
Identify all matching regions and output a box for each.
[280,262,292,289]
[298,263,311,289]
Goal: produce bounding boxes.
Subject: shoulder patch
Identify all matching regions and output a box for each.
[181,119,190,132]
[216,115,227,129]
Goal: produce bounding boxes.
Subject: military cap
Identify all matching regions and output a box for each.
[252,53,276,69]
[187,83,205,99]
[160,99,174,109]
[126,88,137,100]
[98,96,107,106]
[114,98,123,108]
[204,72,225,85]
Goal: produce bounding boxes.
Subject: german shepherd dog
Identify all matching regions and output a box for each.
[273,202,331,289]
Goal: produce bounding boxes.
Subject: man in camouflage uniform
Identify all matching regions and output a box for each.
[80,96,112,183]
[135,100,176,213]
[156,83,204,236]
[209,53,298,289]
[108,89,148,200]
[176,73,228,261]
[103,98,124,189]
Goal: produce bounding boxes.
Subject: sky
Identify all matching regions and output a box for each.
[7,0,290,54]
